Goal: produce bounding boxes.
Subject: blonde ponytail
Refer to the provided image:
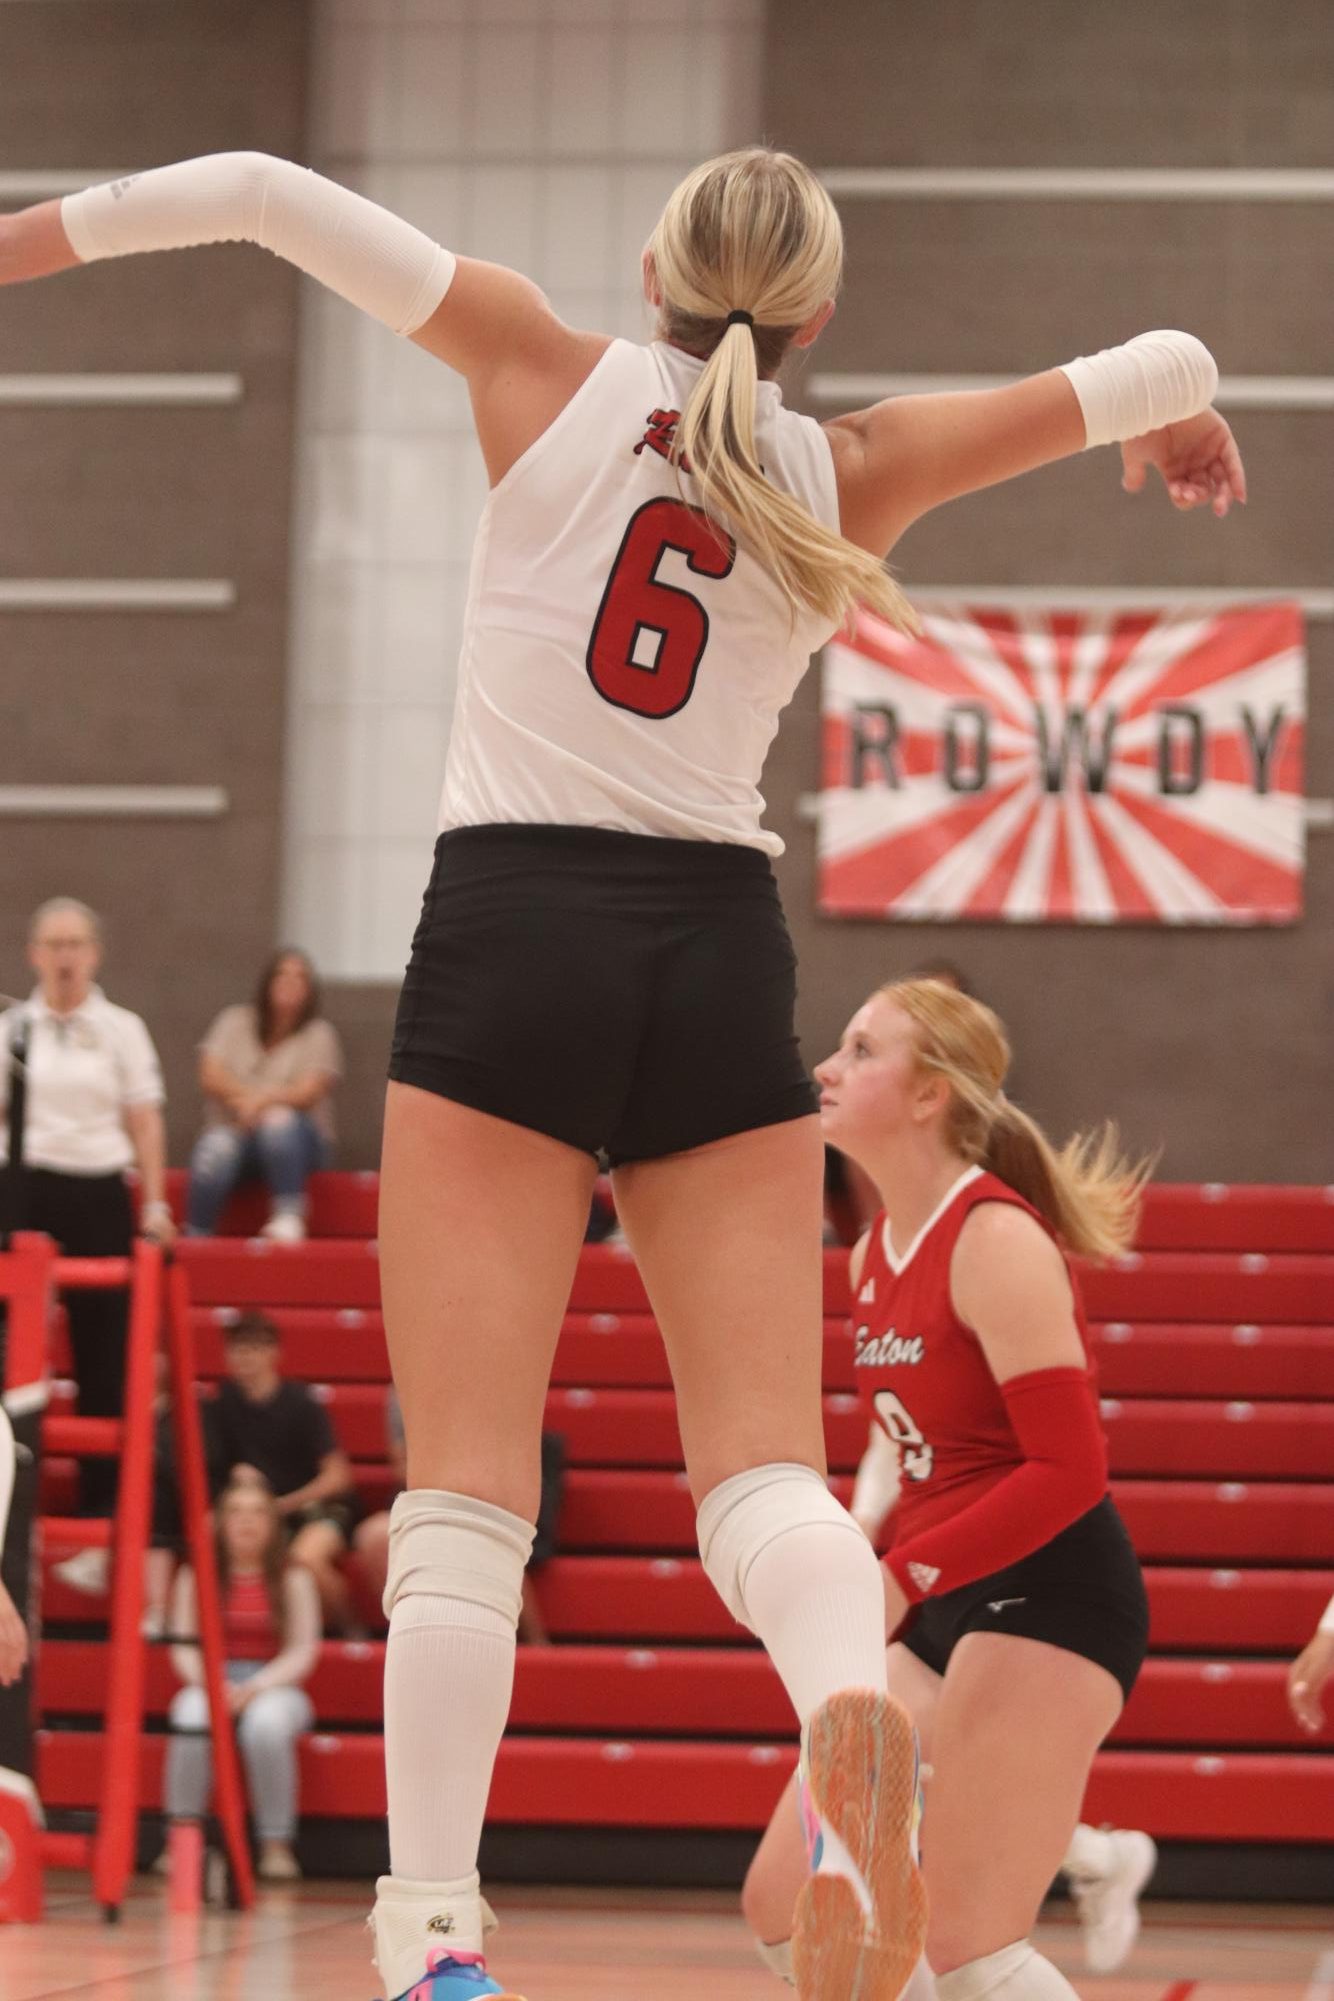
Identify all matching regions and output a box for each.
[649,149,917,637]
[982,1102,1152,1264]
[883,979,1153,1263]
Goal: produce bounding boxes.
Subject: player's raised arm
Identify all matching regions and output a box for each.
[0,152,586,389]
[828,329,1245,557]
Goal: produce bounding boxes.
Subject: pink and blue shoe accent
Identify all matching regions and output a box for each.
[395,1947,525,2000]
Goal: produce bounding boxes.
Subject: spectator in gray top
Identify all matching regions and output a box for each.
[187,949,342,1242]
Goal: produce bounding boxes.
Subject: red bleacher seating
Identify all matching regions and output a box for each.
[39,1179,1334,1856]
[38,1642,1333,1750]
[154,1171,1334,1255]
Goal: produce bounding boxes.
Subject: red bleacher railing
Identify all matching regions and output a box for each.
[0,1235,254,1919]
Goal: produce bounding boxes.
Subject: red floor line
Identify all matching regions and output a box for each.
[1160,1983,1197,2001]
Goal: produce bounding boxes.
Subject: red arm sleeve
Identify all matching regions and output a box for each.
[884,1366,1108,1603]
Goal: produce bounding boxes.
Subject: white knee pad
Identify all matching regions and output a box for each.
[384,1488,534,1626]
[697,1462,864,1630]
[936,1941,1078,2000]
[754,1935,795,1985]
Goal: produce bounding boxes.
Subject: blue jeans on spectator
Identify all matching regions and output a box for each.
[186,1109,331,1235]
[166,1660,313,1841]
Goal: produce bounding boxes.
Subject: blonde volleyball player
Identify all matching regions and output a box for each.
[2,151,1242,2000]
[744,979,1158,2000]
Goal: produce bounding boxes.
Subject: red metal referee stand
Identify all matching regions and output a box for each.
[0,1233,254,1920]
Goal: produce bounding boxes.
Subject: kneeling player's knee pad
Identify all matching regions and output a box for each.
[696,1462,863,1631]
[937,1940,1078,2000]
[383,1487,534,1625]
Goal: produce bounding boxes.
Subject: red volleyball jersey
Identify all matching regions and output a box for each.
[851,1166,1098,1557]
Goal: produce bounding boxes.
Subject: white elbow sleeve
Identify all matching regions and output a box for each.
[1060,329,1219,448]
[61,152,455,336]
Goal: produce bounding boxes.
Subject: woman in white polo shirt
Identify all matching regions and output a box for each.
[1,898,174,1563]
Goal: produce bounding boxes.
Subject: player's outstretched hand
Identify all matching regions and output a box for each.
[0,200,81,285]
[1120,408,1247,518]
[1288,1629,1334,1735]
[0,1580,29,1687]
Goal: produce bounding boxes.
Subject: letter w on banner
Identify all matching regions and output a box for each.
[817,602,1305,923]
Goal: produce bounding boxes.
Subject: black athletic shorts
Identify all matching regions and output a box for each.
[388,824,816,1164]
[899,1496,1150,1703]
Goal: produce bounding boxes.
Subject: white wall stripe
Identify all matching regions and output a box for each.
[903,587,1334,619]
[819,167,1334,201]
[0,580,235,610]
[809,373,1334,413]
[0,786,228,818]
[0,171,126,200]
[11,168,1333,204]
[0,373,243,406]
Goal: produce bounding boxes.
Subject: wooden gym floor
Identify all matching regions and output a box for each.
[1,1881,1331,1999]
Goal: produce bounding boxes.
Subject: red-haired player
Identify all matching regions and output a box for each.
[746,979,1155,2001]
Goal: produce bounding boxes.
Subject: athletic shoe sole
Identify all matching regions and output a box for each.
[792,1688,928,2001]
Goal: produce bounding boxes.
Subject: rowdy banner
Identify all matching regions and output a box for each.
[817,602,1305,924]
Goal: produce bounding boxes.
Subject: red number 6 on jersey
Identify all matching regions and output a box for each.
[586,497,736,720]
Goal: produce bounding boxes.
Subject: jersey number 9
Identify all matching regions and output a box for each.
[587,498,736,720]
[873,1389,935,1485]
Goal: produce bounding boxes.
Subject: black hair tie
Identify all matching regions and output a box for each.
[725,309,755,329]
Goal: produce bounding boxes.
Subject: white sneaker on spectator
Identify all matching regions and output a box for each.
[257,1840,302,1882]
[259,1209,306,1243]
[1068,1827,1158,1972]
[53,1547,110,1596]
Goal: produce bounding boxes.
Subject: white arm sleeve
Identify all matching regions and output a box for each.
[1319,1591,1334,1638]
[1059,329,1219,448]
[61,152,455,337]
[849,1421,901,1541]
[0,1407,16,1548]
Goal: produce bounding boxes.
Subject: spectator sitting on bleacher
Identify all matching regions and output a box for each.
[205,1313,360,1635]
[187,949,342,1243]
[353,1387,564,1644]
[162,1477,319,1883]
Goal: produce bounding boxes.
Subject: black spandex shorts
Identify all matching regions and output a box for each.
[899,1497,1150,1703]
[388,824,816,1165]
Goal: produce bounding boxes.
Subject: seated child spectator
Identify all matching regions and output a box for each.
[188,948,342,1242]
[205,1313,359,1633]
[163,1477,320,1882]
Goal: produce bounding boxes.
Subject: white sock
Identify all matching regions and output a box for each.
[936,1941,1079,1999]
[385,1592,517,1886]
[1062,1821,1114,1878]
[699,1463,888,1724]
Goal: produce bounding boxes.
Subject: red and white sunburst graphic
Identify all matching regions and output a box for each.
[818,602,1305,925]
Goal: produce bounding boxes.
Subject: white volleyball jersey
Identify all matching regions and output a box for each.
[439,339,841,856]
